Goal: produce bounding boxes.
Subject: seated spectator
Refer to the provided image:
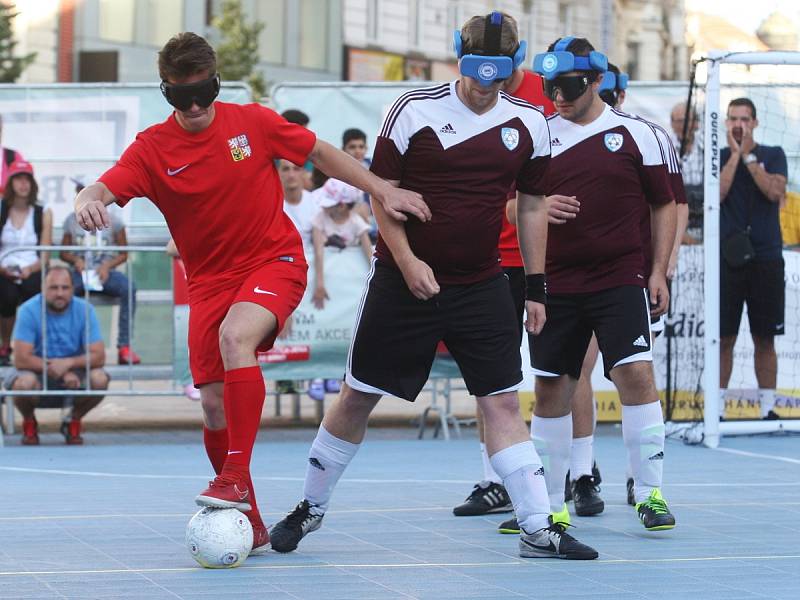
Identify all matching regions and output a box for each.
[280,158,319,245]
[341,128,374,227]
[60,194,140,365]
[311,178,372,310]
[0,160,52,365]
[9,266,109,445]
[0,114,25,194]
[281,109,314,190]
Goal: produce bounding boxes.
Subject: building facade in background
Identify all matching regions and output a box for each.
[13,0,687,86]
[342,0,688,82]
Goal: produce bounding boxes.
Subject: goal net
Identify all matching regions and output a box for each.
[666,51,800,446]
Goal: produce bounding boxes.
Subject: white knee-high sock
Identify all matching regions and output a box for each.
[622,402,665,504]
[480,442,502,484]
[490,441,550,533]
[531,414,572,513]
[303,426,360,514]
[570,435,594,479]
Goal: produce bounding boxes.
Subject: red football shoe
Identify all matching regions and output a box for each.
[21,418,39,445]
[249,520,271,556]
[61,419,84,445]
[118,346,141,365]
[195,473,252,511]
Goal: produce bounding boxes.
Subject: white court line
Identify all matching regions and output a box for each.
[2,555,800,577]
[1,465,799,487]
[713,447,800,465]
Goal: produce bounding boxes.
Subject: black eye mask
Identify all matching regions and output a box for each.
[160,74,221,111]
[543,74,590,102]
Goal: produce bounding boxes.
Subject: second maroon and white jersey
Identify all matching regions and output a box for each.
[542,104,674,294]
[370,81,551,285]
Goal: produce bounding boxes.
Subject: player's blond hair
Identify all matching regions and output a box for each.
[460,13,519,57]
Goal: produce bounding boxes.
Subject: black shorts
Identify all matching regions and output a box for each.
[721,258,785,338]
[530,285,652,380]
[503,266,525,342]
[346,261,523,400]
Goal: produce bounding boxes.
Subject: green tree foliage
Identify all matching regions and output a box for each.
[0,3,35,82]
[213,0,266,100]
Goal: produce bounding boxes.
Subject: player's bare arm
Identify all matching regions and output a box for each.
[74,182,117,232]
[308,139,431,223]
[648,200,676,316]
[669,202,689,279]
[516,192,548,335]
[371,179,439,300]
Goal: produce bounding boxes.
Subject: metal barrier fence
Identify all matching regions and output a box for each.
[0,245,465,444]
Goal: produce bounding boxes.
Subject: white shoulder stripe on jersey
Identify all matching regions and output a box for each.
[379,84,451,138]
[610,108,670,167]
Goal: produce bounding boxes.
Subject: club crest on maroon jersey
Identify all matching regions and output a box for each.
[604,133,623,152]
[501,127,519,150]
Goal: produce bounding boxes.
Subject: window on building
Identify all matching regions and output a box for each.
[409,0,423,50]
[558,1,575,36]
[99,0,135,43]
[140,0,184,48]
[627,41,640,80]
[299,0,328,69]
[255,0,285,64]
[366,0,380,43]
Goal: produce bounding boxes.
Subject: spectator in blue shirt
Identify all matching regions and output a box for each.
[719,97,788,419]
[9,265,109,445]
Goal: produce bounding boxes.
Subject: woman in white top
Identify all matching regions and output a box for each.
[0,160,52,362]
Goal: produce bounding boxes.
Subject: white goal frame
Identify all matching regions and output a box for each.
[703,50,800,447]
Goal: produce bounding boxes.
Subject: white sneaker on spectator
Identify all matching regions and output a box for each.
[184,384,201,401]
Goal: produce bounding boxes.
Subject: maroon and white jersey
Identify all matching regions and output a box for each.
[370,81,551,285]
[543,104,674,294]
[633,114,687,276]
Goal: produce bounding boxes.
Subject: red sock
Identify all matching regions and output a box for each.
[245,473,263,526]
[203,426,228,475]
[223,366,265,467]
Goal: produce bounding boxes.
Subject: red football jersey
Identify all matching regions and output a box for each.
[100,102,316,302]
[499,71,556,268]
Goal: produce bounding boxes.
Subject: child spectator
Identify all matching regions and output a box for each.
[0,160,52,365]
[308,178,372,400]
[311,178,373,310]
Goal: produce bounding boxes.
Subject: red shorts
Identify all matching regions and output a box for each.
[188,260,307,386]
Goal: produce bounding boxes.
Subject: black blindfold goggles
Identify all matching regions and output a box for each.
[160,74,221,111]
[543,74,592,102]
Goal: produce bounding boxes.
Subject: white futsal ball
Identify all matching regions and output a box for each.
[186,507,253,568]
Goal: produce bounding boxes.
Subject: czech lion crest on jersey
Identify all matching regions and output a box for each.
[228,134,252,162]
[501,127,519,151]
[604,133,623,152]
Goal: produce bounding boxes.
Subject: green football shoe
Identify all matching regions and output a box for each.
[635,488,676,531]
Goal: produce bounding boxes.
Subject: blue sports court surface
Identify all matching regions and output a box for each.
[1,426,798,599]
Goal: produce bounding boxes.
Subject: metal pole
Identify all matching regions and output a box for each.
[702,55,722,448]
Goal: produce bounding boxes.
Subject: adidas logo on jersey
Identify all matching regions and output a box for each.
[439,123,456,134]
[649,451,664,461]
[633,335,648,348]
[533,466,545,476]
[551,137,562,146]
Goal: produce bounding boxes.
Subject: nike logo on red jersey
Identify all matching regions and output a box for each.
[253,287,277,296]
[167,164,190,176]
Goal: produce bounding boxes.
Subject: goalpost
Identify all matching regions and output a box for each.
[701,51,800,447]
